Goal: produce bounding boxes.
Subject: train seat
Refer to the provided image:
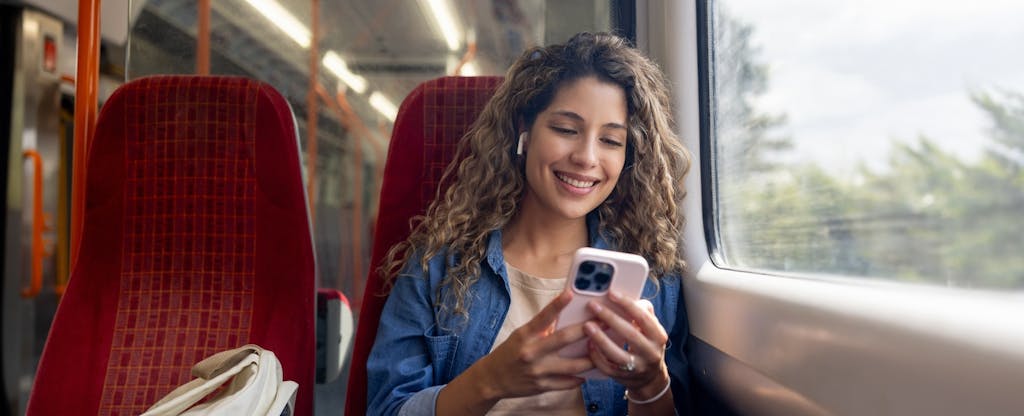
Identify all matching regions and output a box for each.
[344,75,503,416]
[26,76,320,415]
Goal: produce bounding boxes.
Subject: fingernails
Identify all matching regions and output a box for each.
[608,290,621,300]
[588,301,603,313]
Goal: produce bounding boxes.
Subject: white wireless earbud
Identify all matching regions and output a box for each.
[516,132,527,155]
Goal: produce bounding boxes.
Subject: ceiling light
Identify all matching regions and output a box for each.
[369,92,398,122]
[422,0,460,51]
[460,61,479,76]
[243,0,311,48]
[323,51,368,94]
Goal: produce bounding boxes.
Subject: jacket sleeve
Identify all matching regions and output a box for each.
[366,257,452,416]
[662,275,692,415]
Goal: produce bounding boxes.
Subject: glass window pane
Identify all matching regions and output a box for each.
[708,0,1024,290]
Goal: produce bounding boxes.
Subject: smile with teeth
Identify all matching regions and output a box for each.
[556,172,597,188]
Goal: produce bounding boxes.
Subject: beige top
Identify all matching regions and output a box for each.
[485,263,586,416]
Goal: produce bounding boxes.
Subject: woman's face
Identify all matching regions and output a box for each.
[520,76,628,222]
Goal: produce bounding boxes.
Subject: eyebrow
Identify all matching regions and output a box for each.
[550,110,627,131]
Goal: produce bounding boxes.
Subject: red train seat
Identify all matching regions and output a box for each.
[27,76,316,415]
[345,76,503,416]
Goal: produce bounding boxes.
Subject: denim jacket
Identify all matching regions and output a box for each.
[366,220,690,416]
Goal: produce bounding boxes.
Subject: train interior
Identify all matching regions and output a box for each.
[2,0,1023,415]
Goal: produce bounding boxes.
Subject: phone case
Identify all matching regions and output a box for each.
[555,247,649,379]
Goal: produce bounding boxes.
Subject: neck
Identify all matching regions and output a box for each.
[502,205,589,278]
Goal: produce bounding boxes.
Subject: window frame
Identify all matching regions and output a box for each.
[640,1,1024,414]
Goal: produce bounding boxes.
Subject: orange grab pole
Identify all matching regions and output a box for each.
[305,0,320,223]
[343,90,365,304]
[314,84,375,306]
[197,0,210,74]
[21,151,46,298]
[453,41,477,75]
[71,0,101,270]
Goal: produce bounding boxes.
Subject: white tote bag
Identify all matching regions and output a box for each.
[142,344,298,416]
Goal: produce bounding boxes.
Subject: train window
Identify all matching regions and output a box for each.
[125,0,617,298]
[706,0,1024,290]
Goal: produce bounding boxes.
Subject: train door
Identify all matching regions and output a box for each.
[0,6,65,415]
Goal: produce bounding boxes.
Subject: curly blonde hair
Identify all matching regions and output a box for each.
[383,32,691,318]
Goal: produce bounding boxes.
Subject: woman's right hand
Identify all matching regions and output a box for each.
[477,290,595,399]
[439,290,594,415]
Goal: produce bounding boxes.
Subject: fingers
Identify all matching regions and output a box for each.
[585,293,667,366]
[585,303,649,351]
[585,321,668,389]
[540,354,595,378]
[606,291,667,344]
[520,321,589,361]
[583,321,633,370]
[538,375,587,392]
[521,290,573,335]
[586,337,633,379]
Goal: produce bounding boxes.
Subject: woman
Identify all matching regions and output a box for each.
[367,32,691,415]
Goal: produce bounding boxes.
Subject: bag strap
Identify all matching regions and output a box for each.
[141,345,263,416]
[192,344,262,379]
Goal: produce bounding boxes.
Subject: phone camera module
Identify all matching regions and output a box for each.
[574,260,614,293]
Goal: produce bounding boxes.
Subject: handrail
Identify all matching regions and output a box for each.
[314,84,378,308]
[453,41,477,75]
[71,0,102,270]
[305,0,321,222]
[197,0,210,74]
[22,150,47,298]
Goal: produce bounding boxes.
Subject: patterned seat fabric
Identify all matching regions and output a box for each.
[345,76,503,416]
[27,76,316,415]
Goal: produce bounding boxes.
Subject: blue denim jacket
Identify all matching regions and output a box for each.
[366,220,690,416]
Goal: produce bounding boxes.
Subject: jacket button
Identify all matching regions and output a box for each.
[587,403,599,413]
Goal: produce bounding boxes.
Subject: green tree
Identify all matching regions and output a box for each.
[973,91,1024,177]
[848,91,1024,289]
[711,8,798,269]
[708,9,1023,290]
[711,8,792,176]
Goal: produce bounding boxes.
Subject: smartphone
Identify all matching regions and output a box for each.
[555,247,649,379]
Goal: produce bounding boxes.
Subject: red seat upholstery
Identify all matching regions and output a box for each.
[27,76,316,415]
[345,76,503,416]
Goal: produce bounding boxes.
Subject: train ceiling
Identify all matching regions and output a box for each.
[19,0,574,145]
[135,0,544,123]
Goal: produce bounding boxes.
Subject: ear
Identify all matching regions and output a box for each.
[517,132,528,155]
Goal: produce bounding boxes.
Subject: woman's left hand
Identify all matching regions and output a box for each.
[583,289,670,393]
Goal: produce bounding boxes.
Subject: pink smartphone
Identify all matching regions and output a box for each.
[555,247,649,379]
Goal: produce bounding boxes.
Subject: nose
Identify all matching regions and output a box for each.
[569,136,599,167]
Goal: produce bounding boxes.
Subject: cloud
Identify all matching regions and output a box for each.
[720,0,1024,172]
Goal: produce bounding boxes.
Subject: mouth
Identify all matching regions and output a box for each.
[555,172,598,188]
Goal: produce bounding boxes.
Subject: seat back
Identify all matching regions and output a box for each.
[345,76,503,416]
[27,76,316,415]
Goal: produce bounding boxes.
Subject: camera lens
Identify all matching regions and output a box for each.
[595,272,611,285]
[574,278,590,291]
[580,262,596,274]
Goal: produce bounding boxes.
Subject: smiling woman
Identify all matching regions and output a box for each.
[518,76,628,221]
[366,32,691,416]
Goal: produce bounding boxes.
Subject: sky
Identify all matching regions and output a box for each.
[720,0,1024,174]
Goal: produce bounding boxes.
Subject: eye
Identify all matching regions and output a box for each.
[601,137,625,147]
[550,126,577,135]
